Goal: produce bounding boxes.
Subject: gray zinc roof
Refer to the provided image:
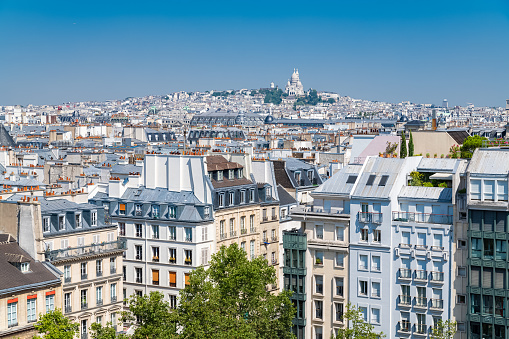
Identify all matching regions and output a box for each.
[314,164,362,196]
[468,149,509,177]
[121,187,202,204]
[398,186,452,202]
[417,158,459,173]
[351,157,405,199]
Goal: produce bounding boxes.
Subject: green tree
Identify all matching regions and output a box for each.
[34,309,79,339]
[460,135,487,158]
[121,291,177,339]
[400,133,407,158]
[408,131,414,156]
[90,322,129,339]
[334,303,386,339]
[430,319,457,339]
[176,243,295,338]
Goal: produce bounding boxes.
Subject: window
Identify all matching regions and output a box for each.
[8,301,17,327]
[152,269,159,285]
[315,276,323,294]
[43,217,50,232]
[64,293,71,313]
[135,224,143,238]
[135,245,143,260]
[315,225,323,239]
[152,225,159,239]
[433,234,443,249]
[457,322,466,332]
[185,227,192,242]
[91,211,97,226]
[457,294,466,304]
[185,273,190,285]
[371,308,380,324]
[202,248,209,266]
[250,214,255,231]
[315,300,323,319]
[229,192,235,206]
[81,262,87,278]
[241,241,246,251]
[111,283,117,301]
[96,259,102,276]
[119,222,125,236]
[169,206,177,219]
[152,247,160,262]
[152,205,160,218]
[238,168,243,178]
[498,181,508,201]
[218,193,225,207]
[46,293,55,312]
[373,229,381,243]
[119,203,126,215]
[241,190,246,204]
[27,297,36,322]
[315,251,324,265]
[372,255,381,271]
[336,226,344,241]
[359,280,368,296]
[81,320,87,336]
[58,215,65,230]
[204,206,210,219]
[366,174,376,185]
[135,204,143,216]
[360,228,368,242]
[250,240,255,259]
[458,266,467,277]
[295,171,301,182]
[378,175,389,186]
[229,218,235,236]
[372,282,380,297]
[471,179,481,200]
[96,286,103,304]
[123,266,126,281]
[228,169,234,179]
[249,189,255,202]
[346,175,357,184]
[335,303,344,322]
[458,239,467,248]
[169,295,177,309]
[21,262,30,273]
[169,226,176,240]
[217,170,223,181]
[202,226,208,241]
[96,316,102,325]
[359,255,368,270]
[484,180,495,200]
[335,277,344,296]
[169,271,177,287]
[168,248,177,263]
[315,326,323,339]
[135,268,143,283]
[401,231,410,246]
[184,250,192,265]
[64,265,71,281]
[359,306,368,321]
[335,253,344,267]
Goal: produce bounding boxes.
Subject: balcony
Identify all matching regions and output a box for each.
[81,302,88,310]
[96,299,103,306]
[263,216,269,222]
[271,236,278,242]
[220,233,227,240]
[64,277,71,283]
[392,211,452,225]
[291,205,348,217]
[357,212,383,224]
[152,280,159,286]
[185,237,193,242]
[168,235,176,241]
[250,227,257,233]
[169,258,176,264]
[414,297,428,308]
[230,231,237,237]
[81,274,88,281]
[272,215,277,221]
[45,239,127,262]
[184,259,192,266]
[430,271,444,283]
[136,277,142,283]
[398,321,411,333]
[430,298,443,310]
[415,270,428,281]
[8,321,18,328]
[152,256,159,262]
[415,324,427,335]
[399,294,411,306]
[65,305,72,313]
[241,228,248,235]
[111,296,117,302]
[399,268,412,279]
[96,271,103,277]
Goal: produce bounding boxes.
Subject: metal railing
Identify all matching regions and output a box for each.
[399,321,411,332]
[230,231,237,237]
[111,296,117,302]
[399,295,411,305]
[415,270,428,280]
[431,299,443,309]
[81,302,88,310]
[65,277,71,283]
[65,305,72,313]
[430,271,444,282]
[392,211,452,225]
[250,227,256,233]
[241,228,248,235]
[96,271,102,277]
[81,274,88,281]
[415,297,427,307]
[399,268,412,279]
[291,205,348,216]
[96,299,103,306]
[415,324,427,334]
[45,239,126,262]
[220,233,227,240]
[110,267,116,274]
[357,212,383,223]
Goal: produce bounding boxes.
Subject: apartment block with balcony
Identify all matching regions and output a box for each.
[466,149,509,339]
[91,186,214,304]
[290,163,355,339]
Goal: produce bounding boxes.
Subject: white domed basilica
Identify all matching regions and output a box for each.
[285,69,304,96]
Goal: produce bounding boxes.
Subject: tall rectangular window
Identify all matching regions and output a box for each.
[185,228,192,242]
[91,211,97,226]
[118,222,125,236]
[43,217,50,232]
[372,255,381,271]
[27,298,36,322]
[250,215,255,231]
[169,271,177,287]
[335,277,344,296]
[471,179,481,200]
[168,226,176,240]
[96,286,103,304]
[58,215,65,230]
[497,181,508,201]
[111,283,117,301]
[7,301,17,327]
[46,294,55,312]
[152,225,159,239]
[135,224,143,238]
[484,180,495,201]
[250,240,255,259]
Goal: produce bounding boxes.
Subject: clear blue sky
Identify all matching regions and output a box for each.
[1,0,508,107]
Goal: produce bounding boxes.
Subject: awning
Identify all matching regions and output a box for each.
[429,173,453,180]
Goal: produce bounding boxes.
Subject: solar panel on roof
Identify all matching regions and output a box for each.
[366,175,376,186]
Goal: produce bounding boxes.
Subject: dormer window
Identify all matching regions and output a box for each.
[266,187,272,200]
[152,205,160,218]
[75,213,82,228]
[249,189,255,202]
[58,215,65,231]
[204,206,210,219]
[238,168,243,178]
[91,211,97,226]
[43,217,50,232]
[307,170,313,181]
[228,170,234,179]
[119,203,126,215]
[21,262,30,273]
[295,171,301,182]
[218,193,225,207]
[217,171,223,181]
[169,206,177,219]
[229,192,235,206]
[135,204,143,216]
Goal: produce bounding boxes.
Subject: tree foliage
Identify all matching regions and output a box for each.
[176,243,295,338]
[460,135,487,158]
[408,131,414,156]
[334,303,386,339]
[400,133,407,158]
[121,291,177,339]
[430,320,457,339]
[34,309,79,339]
[262,88,284,105]
[90,322,129,339]
[294,89,322,108]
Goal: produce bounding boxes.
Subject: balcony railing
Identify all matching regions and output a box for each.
[392,211,452,225]
[398,321,411,332]
[81,302,88,310]
[152,256,159,262]
[430,271,444,282]
[110,267,116,274]
[241,228,248,235]
[64,277,71,283]
[111,296,117,302]
[272,215,277,220]
[45,239,127,262]
[230,231,237,237]
[430,298,443,309]
[263,216,269,222]
[65,305,72,313]
[357,212,383,224]
[399,294,411,305]
[96,271,102,277]
[415,270,428,281]
[415,324,427,334]
[96,299,103,306]
[291,205,348,216]
[220,233,227,240]
[185,237,193,242]
[271,236,278,242]
[250,227,256,233]
[415,297,427,308]
[81,274,88,281]
[399,268,412,279]
[184,259,192,266]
